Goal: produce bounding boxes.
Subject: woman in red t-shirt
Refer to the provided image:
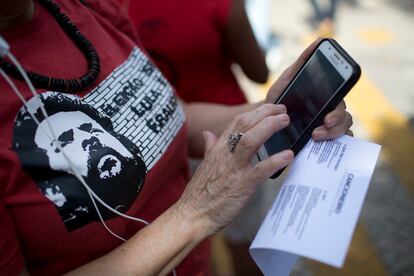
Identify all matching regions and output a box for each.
[0,1,352,275]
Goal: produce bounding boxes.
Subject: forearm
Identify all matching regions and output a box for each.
[159,241,196,275]
[184,100,263,157]
[65,202,208,276]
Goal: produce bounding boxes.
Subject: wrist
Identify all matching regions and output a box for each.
[171,198,214,241]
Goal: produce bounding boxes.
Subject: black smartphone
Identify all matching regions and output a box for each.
[257,38,361,178]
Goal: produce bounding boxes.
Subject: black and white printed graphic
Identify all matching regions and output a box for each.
[84,47,185,169]
[12,47,185,231]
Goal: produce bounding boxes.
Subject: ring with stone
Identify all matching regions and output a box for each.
[227,131,244,154]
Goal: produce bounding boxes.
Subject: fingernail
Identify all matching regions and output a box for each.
[278,104,287,113]
[313,129,326,140]
[280,150,294,161]
[280,114,290,124]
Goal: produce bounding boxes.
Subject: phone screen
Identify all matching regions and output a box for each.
[262,49,346,156]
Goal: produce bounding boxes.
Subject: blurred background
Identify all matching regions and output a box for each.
[211,0,414,275]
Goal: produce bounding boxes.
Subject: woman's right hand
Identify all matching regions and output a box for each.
[176,103,294,237]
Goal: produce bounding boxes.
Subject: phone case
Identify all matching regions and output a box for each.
[270,38,361,179]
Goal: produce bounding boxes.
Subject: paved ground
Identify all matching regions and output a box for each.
[213,0,414,275]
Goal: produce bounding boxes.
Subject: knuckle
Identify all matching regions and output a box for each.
[331,115,342,125]
[275,104,287,112]
[333,107,342,116]
[263,103,275,108]
[233,114,243,122]
[239,134,255,150]
[332,109,346,123]
[231,114,242,126]
[262,103,276,111]
[265,103,286,116]
[258,103,270,114]
[235,115,251,131]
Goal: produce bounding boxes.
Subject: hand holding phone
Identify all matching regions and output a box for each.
[259,38,361,178]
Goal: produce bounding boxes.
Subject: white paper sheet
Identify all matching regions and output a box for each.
[250,135,381,276]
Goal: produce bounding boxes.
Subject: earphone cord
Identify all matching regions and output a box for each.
[1,47,177,276]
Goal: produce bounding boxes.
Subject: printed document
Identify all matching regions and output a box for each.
[250,135,381,276]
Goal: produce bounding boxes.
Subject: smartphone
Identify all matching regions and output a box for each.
[257,38,361,178]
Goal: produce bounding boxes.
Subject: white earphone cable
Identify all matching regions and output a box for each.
[6,51,151,225]
[2,42,177,276]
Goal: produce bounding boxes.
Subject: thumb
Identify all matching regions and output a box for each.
[202,131,218,155]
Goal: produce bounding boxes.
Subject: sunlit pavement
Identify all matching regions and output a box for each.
[214,0,414,275]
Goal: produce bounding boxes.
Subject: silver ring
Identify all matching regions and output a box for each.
[227,132,244,154]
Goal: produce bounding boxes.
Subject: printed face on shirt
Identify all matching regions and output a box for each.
[12,48,186,231]
[13,93,147,231]
[35,111,134,180]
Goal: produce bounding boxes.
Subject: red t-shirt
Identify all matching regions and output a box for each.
[128,0,247,105]
[0,1,209,275]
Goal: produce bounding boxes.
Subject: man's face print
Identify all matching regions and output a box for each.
[12,48,186,232]
[13,93,147,231]
[35,111,134,179]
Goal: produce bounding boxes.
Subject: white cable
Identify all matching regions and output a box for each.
[0,69,41,125]
[2,58,146,227]
[0,35,9,57]
[7,52,61,143]
[4,48,178,276]
[0,69,54,150]
[0,67,132,245]
[87,189,127,242]
[2,37,149,228]
[6,51,151,224]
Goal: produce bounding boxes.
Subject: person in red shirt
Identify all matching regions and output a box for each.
[128,0,268,105]
[0,0,353,275]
